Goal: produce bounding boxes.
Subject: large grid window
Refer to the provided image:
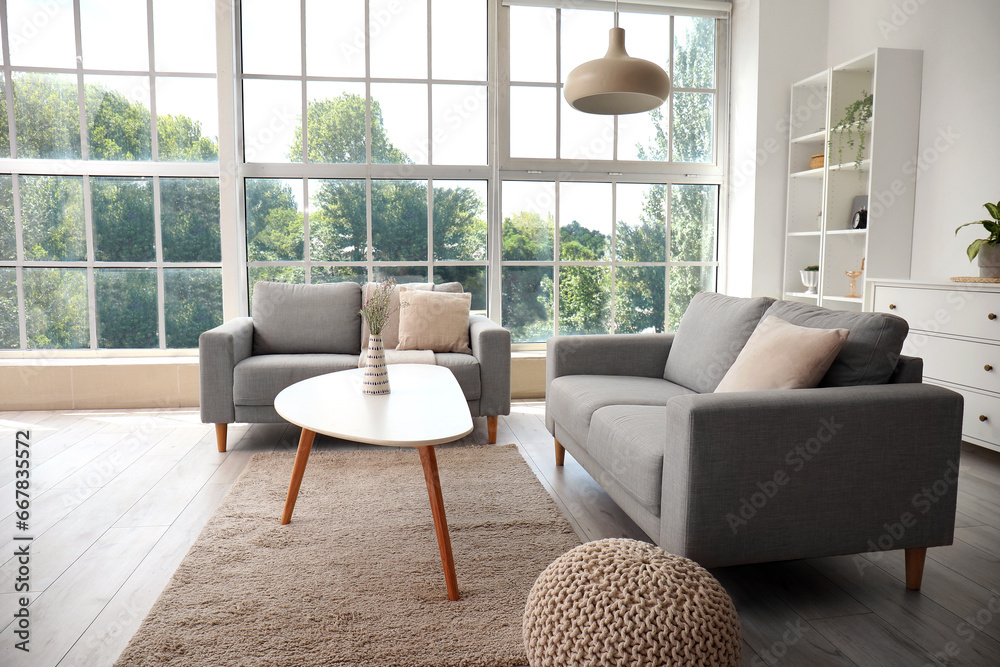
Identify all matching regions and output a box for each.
[0,0,223,351]
[500,3,725,343]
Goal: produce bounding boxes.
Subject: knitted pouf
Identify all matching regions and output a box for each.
[523,538,741,666]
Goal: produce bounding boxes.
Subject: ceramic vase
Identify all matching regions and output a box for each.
[799,270,819,294]
[978,243,1000,279]
[362,334,390,395]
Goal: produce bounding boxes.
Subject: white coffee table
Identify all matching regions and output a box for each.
[274,364,473,601]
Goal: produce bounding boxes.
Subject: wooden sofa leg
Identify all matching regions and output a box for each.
[216,423,228,453]
[555,438,565,467]
[486,415,498,444]
[905,547,927,590]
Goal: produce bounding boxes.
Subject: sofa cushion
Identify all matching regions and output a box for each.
[397,288,472,353]
[548,375,695,448]
[662,292,775,393]
[233,354,360,406]
[763,301,909,386]
[587,406,668,517]
[361,281,463,349]
[252,281,361,355]
[434,352,481,401]
[715,316,849,393]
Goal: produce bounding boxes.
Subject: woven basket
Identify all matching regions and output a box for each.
[809,153,824,169]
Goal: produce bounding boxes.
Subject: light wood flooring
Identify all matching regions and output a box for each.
[1,403,1000,666]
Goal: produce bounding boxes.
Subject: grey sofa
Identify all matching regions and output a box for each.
[200,281,511,452]
[545,292,963,589]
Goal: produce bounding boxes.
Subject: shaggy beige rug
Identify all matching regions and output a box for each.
[114,444,580,667]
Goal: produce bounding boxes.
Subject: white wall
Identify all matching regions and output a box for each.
[825,0,1000,282]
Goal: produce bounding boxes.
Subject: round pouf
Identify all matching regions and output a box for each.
[523,538,741,666]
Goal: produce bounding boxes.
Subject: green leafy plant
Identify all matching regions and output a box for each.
[955,200,1000,261]
[802,265,819,272]
[359,278,408,335]
[828,91,873,170]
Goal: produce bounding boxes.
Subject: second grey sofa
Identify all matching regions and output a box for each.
[200,281,511,451]
[545,292,964,589]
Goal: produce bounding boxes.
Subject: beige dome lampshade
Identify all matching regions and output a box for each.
[564,6,671,115]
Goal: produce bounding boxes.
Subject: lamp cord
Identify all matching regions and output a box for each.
[614,0,619,27]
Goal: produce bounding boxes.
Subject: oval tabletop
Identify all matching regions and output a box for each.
[274,364,473,447]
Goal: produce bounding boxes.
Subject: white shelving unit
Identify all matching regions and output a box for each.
[781,48,923,310]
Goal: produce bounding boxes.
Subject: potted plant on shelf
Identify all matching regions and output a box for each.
[800,265,820,294]
[955,199,1000,278]
[828,91,873,170]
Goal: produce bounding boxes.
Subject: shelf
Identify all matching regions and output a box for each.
[791,129,826,143]
[825,229,866,236]
[785,292,819,300]
[790,167,824,179]
[822,295,863,303]
[787,231,821,237]
[828,158,871,172]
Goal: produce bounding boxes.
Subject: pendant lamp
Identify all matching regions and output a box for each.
[564,1,671,115]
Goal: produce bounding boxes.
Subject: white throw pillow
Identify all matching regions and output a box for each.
[396,288,473,354]
[714,316,849,393]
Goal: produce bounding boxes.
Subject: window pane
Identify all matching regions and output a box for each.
[561,95,614,161]
[432,84,487,165]
[502,266,553,343]
[618,108,668,162]
[13,73,80,159]
[161,178,220,262]
[369,0,427,79]
[559,265,611,335]
[20,175,86,261]
[510,87,555,159]
[371,83,428,165]
[669,265,715,332]
[615,266,665,334]
[432,0,487,81]
[372,180,427,262]
[305,83,367,164]
[672,92,714,163]
[674,16,715,89]
[309,179,366,262]
[81,0,148,70]
[561,9,613,85]
[509,6,555,83]
[154,0,216,73]
[92,177,154,262]
[373,266,428,284]
[8,0,77,69]
[0,176,13,260]
[435,266,486,311]
[164,268,222,348]
[502,181,554,262]
[671,184,717,262]
[434,180,486,262]
[0,268,16,348]
[95,269,158,349]
[241,0,301,76]
[306,0,365,78]
[616,183,665,262]
[245,178,304,261]
[248,266,305,301]
[312,267,366,284]
[24,267,89,349]
[156,77,220,162]
[560,183,611,261]
[85,76,151,161]
[0,75,8,158]
[242,79,301,163]
[618,13,670,73]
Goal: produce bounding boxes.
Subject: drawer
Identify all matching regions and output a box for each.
[917,335,1000,392]
[928,382,1000,447]
[872,285,1000,340]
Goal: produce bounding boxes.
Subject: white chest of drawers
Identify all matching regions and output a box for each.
[870,280,1000,452]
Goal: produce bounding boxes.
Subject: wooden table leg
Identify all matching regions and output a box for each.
[417,445,460,601]
[281,428,316,525]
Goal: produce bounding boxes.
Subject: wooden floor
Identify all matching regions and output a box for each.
[1,403,1000,666]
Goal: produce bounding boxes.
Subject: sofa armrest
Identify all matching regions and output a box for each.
[199,317,255,424]
[660,383,964,567]
[546,333,673,392]
[469,314,511,417]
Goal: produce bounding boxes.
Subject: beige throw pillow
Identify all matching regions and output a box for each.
[714,316,849,393]
[360,281,463,349]
[396,288,472,354]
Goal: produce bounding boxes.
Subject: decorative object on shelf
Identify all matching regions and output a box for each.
[955,199,1000,277]
[359,278,408,395]
[800,265,820,294]
[809,153,824,170]
[829,91,873,169]
[851,195,868,229]
[563,0,670,115]
[845,258,865,298]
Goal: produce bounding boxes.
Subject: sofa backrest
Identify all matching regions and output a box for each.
[663,292,775,393]
[252,281,362,355]
[360,281,463,349]
[762,300,909,386]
